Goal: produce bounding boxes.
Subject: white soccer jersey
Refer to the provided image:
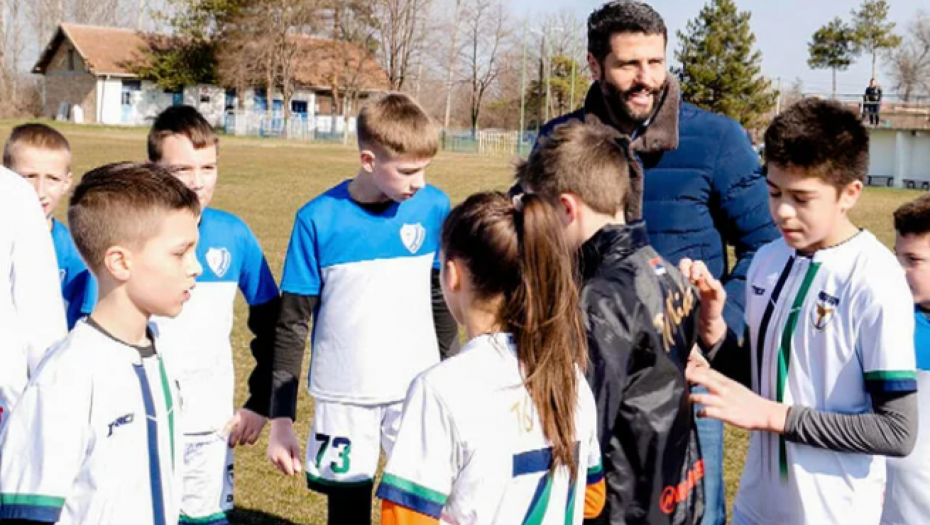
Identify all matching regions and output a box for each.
[281,181,450,405]
[0,167,66,419]
[377,333,603,525]
[153,208,279,434]
[0,320,182,525]
[733,232,917,525]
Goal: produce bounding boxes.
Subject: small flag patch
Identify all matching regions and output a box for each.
[649,257,667,276]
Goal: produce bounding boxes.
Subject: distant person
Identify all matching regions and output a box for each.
[684,99,917,525]
[864,78,882,126]
[0,166,66,424]
[532,3,780,522]
[148,105,281,525]
[4,123,97,330]
[267,93,456,525]
[881,193,930,525]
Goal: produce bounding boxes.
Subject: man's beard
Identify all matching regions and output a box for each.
[601,78,665,125]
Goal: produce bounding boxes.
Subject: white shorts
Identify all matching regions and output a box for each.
[179,432,234,525]
[304,399,403,493]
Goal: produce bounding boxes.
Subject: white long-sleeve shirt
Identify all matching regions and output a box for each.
[0,166,67,417]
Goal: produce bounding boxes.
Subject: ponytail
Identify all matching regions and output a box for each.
[441,192,586,473]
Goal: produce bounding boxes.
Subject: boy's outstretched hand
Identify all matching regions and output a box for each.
[687,366,789,434]
[678,258,728,348]
[267,418,303,476]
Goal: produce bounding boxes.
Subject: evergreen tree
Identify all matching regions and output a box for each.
[850,0,901,79]
[674,0,775,131]
[808,17,855,100]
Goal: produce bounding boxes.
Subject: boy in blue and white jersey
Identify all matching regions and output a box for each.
[148,106,281,525]
[4,123,97,329]
[882,193,930,525]
[0,162,201,524]
[267,93,457,524]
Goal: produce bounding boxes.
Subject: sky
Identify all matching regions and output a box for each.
[507,0,926,99]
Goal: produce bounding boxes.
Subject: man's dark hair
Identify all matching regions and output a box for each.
[763,98,869,189]
[588,1,667,64]
[894,193,930,237]
[148,105,218,162]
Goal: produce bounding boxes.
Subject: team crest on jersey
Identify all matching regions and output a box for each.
[206,247,232,277]
[400,223,426,254]
[811,291,840,330]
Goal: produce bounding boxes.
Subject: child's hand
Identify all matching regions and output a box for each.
[678,258,727,347]
[267,418,303,476]
[226,408,267,448]
[686,345,710,376]
[687,366,789,434]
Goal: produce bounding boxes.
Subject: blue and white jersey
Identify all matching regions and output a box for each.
[51,219,97,330]
[281,181,450,405]
[153,208,279,434]
[0,320,182,525]
[882,308,930,525]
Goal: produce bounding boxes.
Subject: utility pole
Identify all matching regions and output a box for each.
[544,25,551,124]
[519,19,527,150]
[569,28,577,111]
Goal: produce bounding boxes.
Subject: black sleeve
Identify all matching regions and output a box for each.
[703,326,752,387]
[242,296,282,417]
[431,268,460,360]
[785,390,918,457]
[270,292,318,421]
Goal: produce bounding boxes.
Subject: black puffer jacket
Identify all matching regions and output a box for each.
[581,222,704,525]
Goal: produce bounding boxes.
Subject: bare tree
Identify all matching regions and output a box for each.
[461,0,508,133]
[886,11,930,101]
[371,0,431,90]
[442,0,464,128]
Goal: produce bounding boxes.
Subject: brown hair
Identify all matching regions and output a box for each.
[764,98,869,190]
[357,93,438,159]
[894,193,930,237]
[516,121,630,216]
[3,123,71,170]
[441,191,587,473]
[68,162,200,272]
[148,105,219,162]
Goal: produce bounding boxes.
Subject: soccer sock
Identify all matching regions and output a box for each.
[327,482,374,525]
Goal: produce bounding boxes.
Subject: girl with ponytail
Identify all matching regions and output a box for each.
[376,191,606,525]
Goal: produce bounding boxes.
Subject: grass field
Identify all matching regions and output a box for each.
[2,120,924,524]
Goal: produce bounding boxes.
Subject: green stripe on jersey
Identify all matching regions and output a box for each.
[380,473,448,506]
[864,370,917,381]
[523,475,554,525]
[0,494,66,508]
[179,512,228,523]
[776,261,821,482]
[587,462,603,477]
[157,357,175,470]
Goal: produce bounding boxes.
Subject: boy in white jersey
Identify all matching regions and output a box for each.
[0,166,66,423]
[378,191,605,524]
[268,93,457,524]
[148,105,281,525]
[881,194,930,525]
[0,162,201,524]
[682,99,918,525]
[4,123,97,329]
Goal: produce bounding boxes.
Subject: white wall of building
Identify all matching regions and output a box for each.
[869,129,930,188]
[96,77,124,125]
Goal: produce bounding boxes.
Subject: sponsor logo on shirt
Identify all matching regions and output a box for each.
[811,291,840,331]
[107,413,135,437]
[752,285,766,296]
[206,247,232,277]
[653,286,696,354]
[660,459,705,514]
[400,223,426,254]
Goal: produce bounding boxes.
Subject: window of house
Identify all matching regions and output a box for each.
[200,94,211,104]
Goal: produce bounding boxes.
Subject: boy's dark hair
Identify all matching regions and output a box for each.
[3,123,71,169]
[894,193,930,237]
[357,93,438,159]
[69,162,200,272]
[588,1,667,64]
[516,121,630,216]
[148,105,218,162]
[764,98,869,189]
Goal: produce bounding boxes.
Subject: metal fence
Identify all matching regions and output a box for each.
[805,93,930,130]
